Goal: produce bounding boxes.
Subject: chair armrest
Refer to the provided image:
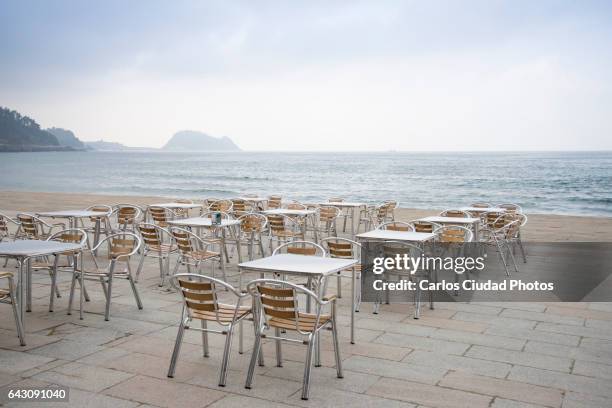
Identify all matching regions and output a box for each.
[322,294,337,303]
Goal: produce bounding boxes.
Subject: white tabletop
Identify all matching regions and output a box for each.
[263,209,316,216]
[356,229,436,242]
[37,210,105,218]
[320,202,365,207]
[419,216,480,224]
[150,202,203,209]
[167,217,240,228]
[237,197,268,202]
[0,240,83,257]
[460,207,506,213]
[239,254,357,276]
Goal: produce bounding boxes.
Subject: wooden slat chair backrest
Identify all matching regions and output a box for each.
[326,241,354,259]
[413,222,436,233]
[109,237,137,259]
[171,229,194,256]
[381,222,413,232]
[149,207,169,224]
[138,224,162,247]
[209,200,232,212]
[258,284,298,322]
[438,227,470,243]
[117,207,138,225]
[178,279,217,313]
[17,214,39,238]
[240,214,266,233]
[268,196,282,209]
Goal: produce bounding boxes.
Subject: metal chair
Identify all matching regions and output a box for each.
[439,209,470,218]
[170,227,225,282]
[136,223,177,286]
[231,199,251,218]
[15,213,65,240]
[409,220,442,233]
[470,202,492,208]
[172,199,195,218]
[0,212,20,242]
[272,241,326,257]
[167,274,252,387]
[321,237,361,309]
[112,204,143,233]
[68,232,142,320]
[481,215,522,275]
[31,228,89,312]
[497,203,523,213]
[267,195,282,209]
[81,205,113,250]
[236,213,267,260]
[0,272,25,346]
[245,279,342,400]
[315,206,341,238]
[267,214,303,253]
[147,206,178,228]
[209,200,233,213]
[375,241,429,318]
[377,221,415,232]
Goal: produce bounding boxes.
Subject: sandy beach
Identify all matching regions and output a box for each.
[1,190,611,242]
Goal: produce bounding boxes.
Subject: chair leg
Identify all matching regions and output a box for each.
[158,256,165,287]
[104,273,113,321]
[301,334,316,400]
[331,305,343,378]
[167,319,186,378]
[275,327,282,367]
[128,275,143,310]
[9,280,25,346]
[245,325,262,389]
[518,236,527,263]
[201,320,209,357]
[135,252,146,283]
[49,266,59,313]
[218,324,234,387]
[67,271,77,315]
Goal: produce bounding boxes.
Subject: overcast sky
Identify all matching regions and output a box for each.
[1,0,611,151]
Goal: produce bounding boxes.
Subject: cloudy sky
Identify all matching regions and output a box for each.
[1,0,611,151]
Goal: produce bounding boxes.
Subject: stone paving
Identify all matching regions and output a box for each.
[1,239,612,408]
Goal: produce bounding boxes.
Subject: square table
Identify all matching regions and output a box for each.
[356,229,436,243]
[460,207,507,214]
[167,217,242,264]
[239,254,358,362]
[37,210,105,228]
[0,240,83,343]
[262,209,317,240]
[319,202,366,237]
[150,202,203,210]
[417,216,481,240]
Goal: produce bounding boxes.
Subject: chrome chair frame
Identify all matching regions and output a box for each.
[167,273,252,387]
[0,272,25,346]
[245,279,342,400]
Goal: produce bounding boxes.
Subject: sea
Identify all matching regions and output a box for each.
[0,151,611,216]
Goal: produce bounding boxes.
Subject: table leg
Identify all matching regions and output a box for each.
[221,229,230,263]
[351,267,356,344]
[351,207,355,237]
[236,226,242,264]
[26,258,32,312]
[18,258,26,333]
[315,276,322,367]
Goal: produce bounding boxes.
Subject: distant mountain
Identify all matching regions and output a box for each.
[46,127,86,149]
[162,130,241,151]
[84,140,154,151]
[0,107,70,152]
